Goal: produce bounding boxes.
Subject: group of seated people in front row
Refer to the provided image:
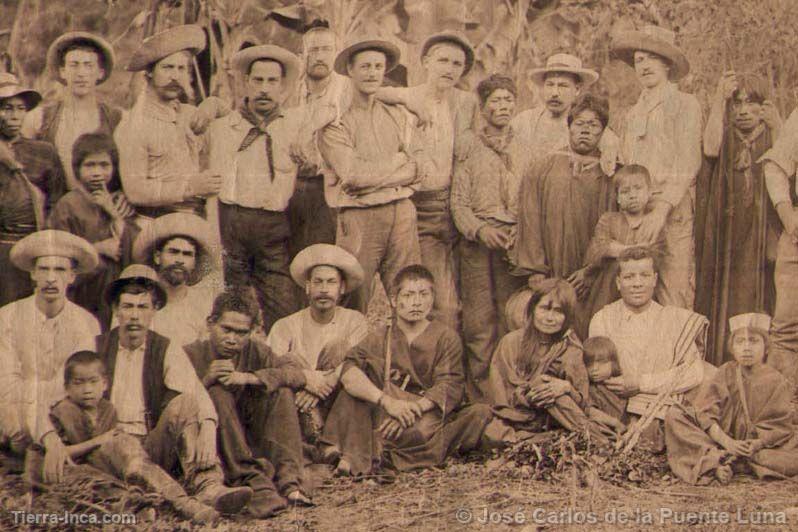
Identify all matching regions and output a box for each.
[1,226,797,524]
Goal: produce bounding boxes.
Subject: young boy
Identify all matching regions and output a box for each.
[665,313,798,485]
[582,336,627,436]
[583,164,664,318]
[26,351,218,524]
[48,133,138,329]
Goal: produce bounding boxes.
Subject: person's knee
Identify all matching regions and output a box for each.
[161,393,201,429]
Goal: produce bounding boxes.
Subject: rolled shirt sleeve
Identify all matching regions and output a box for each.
[760,108,798,207]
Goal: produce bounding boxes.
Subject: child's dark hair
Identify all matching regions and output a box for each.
[71,132,121,192]
[583,336,621,377]
[64,350,107,384]
[613,164,652,191]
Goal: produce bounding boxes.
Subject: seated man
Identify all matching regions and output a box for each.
[588,246,708,449]
[267,244,368,442]
[0,230,100,480]
[131,212,220,347]
[320,265,493,478]
[185,290,313,518]
[99,265,252,514]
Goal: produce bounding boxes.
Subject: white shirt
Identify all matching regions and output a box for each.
[0,296,100,441]
[266,307,368,370]
[109,334,218,436]
[152,279,220,349]
[510,105,570,164]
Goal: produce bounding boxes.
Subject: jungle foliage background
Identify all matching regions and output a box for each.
[2,0,796,122]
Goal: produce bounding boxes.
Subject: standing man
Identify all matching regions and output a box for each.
[451,74,527,400]
[208,44,312,334]
[287,20,352,258]
[131,212,220,347]
[185,290,313,517]
[319,36,422,314]
[23,32,123,191]
[375,31,479,328]
[0,230,100,482]
[267,244,368,439]
[0,73,66,214]
[612,25,703,308]
[115,25,224,220]
[99,265,253,514]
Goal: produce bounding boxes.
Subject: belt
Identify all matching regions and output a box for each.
[412,188,450,202]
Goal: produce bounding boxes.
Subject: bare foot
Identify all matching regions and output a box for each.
[715,464,733,485]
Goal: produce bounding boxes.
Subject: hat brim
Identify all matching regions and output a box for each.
[232,45,301,90]
[421,33,475,77]
[290,244,365,293]
[132,214,216,285]
[46,32,115,85]
[10,230,98,274]
[127,25,206,72]
[104,276,167,309]
[334,40,400,76]
[610,32,690,81]
[528,67,599,87]
[0,88,41,110]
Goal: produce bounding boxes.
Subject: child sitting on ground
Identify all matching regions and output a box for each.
[582,336,627,436]
[665,313,798,485]
[25,351,218,524]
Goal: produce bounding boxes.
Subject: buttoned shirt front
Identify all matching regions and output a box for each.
[511,105,570,163]
[0,296,100,441]
[620,82,703,209]
[209,109,313,212]
[115,90,204,209]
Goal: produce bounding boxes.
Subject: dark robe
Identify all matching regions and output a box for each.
[49,189,139,329]
[184,338,307,504]
[512,150,615,338]
[321,320,492,475]
[665,361,798,484]
[695,122,781,364]
[9,137,67,214]
[487,328,610,444]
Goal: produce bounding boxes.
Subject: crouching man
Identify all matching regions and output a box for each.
[320,265,493,478]
[98,265,252,514]
[185,290,313,518]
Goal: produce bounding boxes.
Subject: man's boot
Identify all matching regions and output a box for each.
[125,457,219,524]
[248,487,288,519]
[189,465,253,514]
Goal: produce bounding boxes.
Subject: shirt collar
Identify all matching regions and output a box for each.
[640,81,675,108]
[144,89,180,123]
[620,300,661,322]
[119,342,146,356]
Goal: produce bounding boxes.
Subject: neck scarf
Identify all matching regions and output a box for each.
[480,126,515,172]
[239,100,283,181]
[734,122,765,196]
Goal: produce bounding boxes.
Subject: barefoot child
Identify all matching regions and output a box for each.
[25,351,219,524]
[48,133,138,328]
[582,336,627,436]
[665,313,798,485]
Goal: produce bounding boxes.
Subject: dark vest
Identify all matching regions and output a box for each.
[38,101,124,145]
[96,328,176,431]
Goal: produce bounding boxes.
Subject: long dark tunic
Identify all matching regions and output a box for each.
[695,123,782,364]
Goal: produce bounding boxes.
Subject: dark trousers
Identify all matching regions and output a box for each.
[208,385,304,500]
[219,202,298,334]
[288,176,337,258]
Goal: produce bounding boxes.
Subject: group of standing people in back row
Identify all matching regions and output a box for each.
[1,16,798,523]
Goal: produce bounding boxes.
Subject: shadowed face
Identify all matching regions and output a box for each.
[392,278,434,324]
[209,311,254,359]
[633,51,670,89]
[149,51,192,102]
[616,173,651,215]
[731,90,764,133]
[730,329,766,367]
[348,50,387,95]
[532,292,566,335]
[115,291,157,345]
[65,361,107,409]
[78,151,114,191]
[586,359,614,383]
[246,60,284,115]
[482,88,515,129]
[616,258,657,309]
[569,108,604,155]
[542,73,580,117]
[304,30,336,81]
[306,265,345,312]
[154,237,197,287]
[60,48,104,96]
[0,96,28,138]
[31,255,76,303]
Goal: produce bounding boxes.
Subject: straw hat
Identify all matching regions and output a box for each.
[46,32,115,84]
[232,44,302,89]
[528,53,599,87]
[610,25,690,81]
[728,313,771,334]
[0,73,41,109]
[289,244,364,293]
[421,30,475,77]
[10,230,98,273]
[333,36,400,76]
[127,24,206,72]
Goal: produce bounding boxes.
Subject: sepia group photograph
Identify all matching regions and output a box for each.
[0,0,797,530]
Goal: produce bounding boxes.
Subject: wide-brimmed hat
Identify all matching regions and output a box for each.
[610,25,690,81]
[232,44,301,89]
[421,30,475,77]
[46,31,115,85]
[528,53,599,87]
[0,73,41,110]
[333,36,400,76]
[290,244,364,293]
[127,24,206,72]
[104,264,167,309]
[10,229,98,274]
[132,213,216,283]
[729,313,771,334]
